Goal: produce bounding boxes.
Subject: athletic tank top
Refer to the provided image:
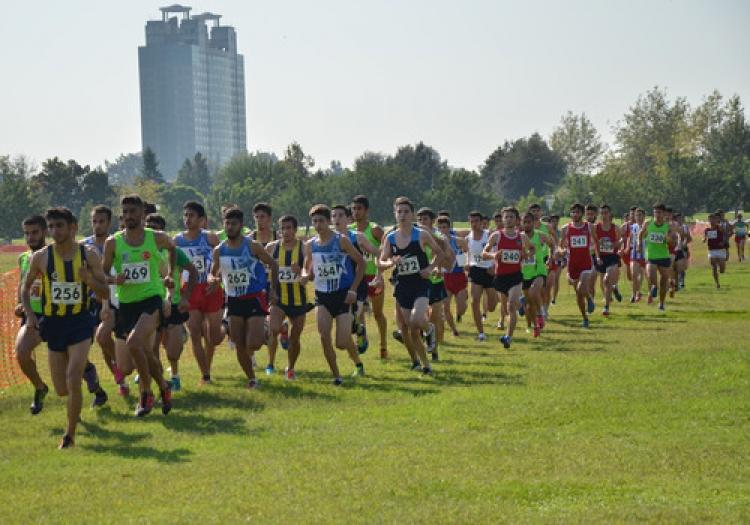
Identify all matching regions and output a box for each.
[521,230,541,280]
[386,227,429,286]
[218,238,267,297]
[311,233,354,293]
[630,223,645,259]
[350,222,381,276]
[495,230,523,276]
[735,221,747,237]
[535,228,550,277]
[175,230,213,284]
[468,230,493,269]
[645,222,669,260]
[84,235,119,307]
[113,229,164,304]
[595,223,617,255]
[424,230,444,284]
[41,244,90,317]
[273,240,306,307]
[19,251,43,314]
[159,247,190,303]
[252,229,278,248]
[706,227,725,250]
[566,222,592,267]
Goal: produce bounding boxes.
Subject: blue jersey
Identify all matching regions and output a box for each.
[175,230,213,284]
[447,233,465,273]
[218,238,267,297]
[311,233,353,293]
[630,223,645,260]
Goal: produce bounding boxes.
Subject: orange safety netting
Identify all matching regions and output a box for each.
[0,269,24,389]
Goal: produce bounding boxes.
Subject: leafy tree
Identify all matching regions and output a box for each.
[0,155,37,241]
[550,111,605,175]
[139,147,164,185]
[105,152,142,186]
[175,152,212,195]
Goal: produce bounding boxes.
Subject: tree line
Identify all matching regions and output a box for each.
[1,87,748,240]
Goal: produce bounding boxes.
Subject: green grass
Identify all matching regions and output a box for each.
[1,244,749,523]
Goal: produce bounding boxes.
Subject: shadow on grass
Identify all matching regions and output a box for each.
[74,421,192,464]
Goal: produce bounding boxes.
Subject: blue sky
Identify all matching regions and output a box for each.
[1,0,748,172]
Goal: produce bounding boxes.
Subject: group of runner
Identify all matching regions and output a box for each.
[13,194,742,448]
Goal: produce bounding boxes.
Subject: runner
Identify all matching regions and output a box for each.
[21,207,111,448]
[379,197,445,374]
[175,201,224,384]
[436,216,468,337]
[584,204,601,301]
[417,207,453,361]
[638,203,675,310]
[716,210,733,262]
[528,203,556,319]
[103,194,176,417]
[626,208,647,302]
[350,195,388,359]
[491,210,509,330]
[146,214,197,391]
[266,215,310,381]
[15,215,50,414]
[704,213,727,288]
[594,204,623,316]
[302,204,366,384]
[466,211,497,341]
[733,213,746,262]
[620,207,637,283]
[547,214,563,305]
[673,212,692,289]
[559,203,601,328]
[483,207,531,348]
[518,212,553,338]
[209,207,278,388]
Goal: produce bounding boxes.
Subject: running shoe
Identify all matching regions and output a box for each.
[357,325,369,354]
[518,297,526,317]
[425,323,436,354]
[582,318,590,329]
[650,285,658,299]
[58,434,74,449]
[30,384,49,415]
[112,363,125,386]
[500,335,511,349]
[431,349,439,362]
[533,325,541,338]
[118,383,130,396]
[82,362,100,394]
[536,315,545,330]
[658,303,665,312]
[170,375,181,392]
[392,330,404,344]
[613,286,623,303]
[481,313,487,321]
[352,363,365,377]
[247,379,258,389]
[279,321,290,350]
[587,296,595,314]
[410,362,422,372]
[285,368,296,381]
[496,320,504,329]
[452,329,460,337]
[91,388,108,408]
[476,333,486,342]
[265,364,275,376]
[422,366,433,376]
[636,293,642,303]
[630,295,636,303]
[199,374,212,386]
[602,306,610,317]
[135,391,154,417]
[161,386,172,415]
[332,377,344,387]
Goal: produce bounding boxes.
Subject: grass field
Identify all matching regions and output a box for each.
[1,242,749,523]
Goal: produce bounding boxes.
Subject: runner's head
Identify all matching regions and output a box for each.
[22,215,46,251]
[501,207,519,229]
[145,213,166,231]
[664,206,673,222]
[121,194,145,230]
[585,204,598,223]
[468,210,483,231]
[438,210,451,218]
[279,215,298,242]
[253,202,273,231]
[393,197,414,226]
[222,207,244,240]
[635,207,645,222]
[652,203,666,223]
[331,205,350,230]
[708,212,719,227]
[436,216,451,236]
[549,214,560,228]
[569,203,584,222]
[417,207,436,229]
[673,212,682,224]
[528,203,542,221]
[350,195,369,221]
[629,205,637,221]
[309,204,331,233]
[183,201,206,230]
[492,210,503,229]
[481,215,490,230]
[599,204,612,223]
[521,212,534,233]
[45,207,76,244]
[90,205,112,237]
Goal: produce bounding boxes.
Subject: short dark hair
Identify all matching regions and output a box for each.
[522,212,535,222]
[221,203,239,215]
[664,206,673,213]
[416,207,436,219]
[279,215,298,229]
[492,211,503,219]
[482,215,490,222]
[121,194,144,208]
[332,204,350,217]
[184,200,206,217]
[45,207,75,225]
[143,202,157,216]
[91,205,112,221]
[351,195,369,209]
[436,216,451,227]
[393,196,414,212]
[549,214,560,221]
[145,213,166,230]
[437,209,451,217]
[22,215,47,229]
[585,204,598,212]
[636,207,645,214]
[629,206,637,212]
[223,207,244,222]
[600,204,611,212]
[309,204,331,220]
[253,202,273,216]
[653,203,667,212]
[468,210,482,220]
[570,203,585,213]
[528,203,541,211]
[501,207,520,219]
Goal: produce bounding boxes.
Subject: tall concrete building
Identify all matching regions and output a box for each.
[138,5,247,180]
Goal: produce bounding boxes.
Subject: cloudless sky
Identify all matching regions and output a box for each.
[1,0,748,172]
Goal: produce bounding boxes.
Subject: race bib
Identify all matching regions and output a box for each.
[316,262,342,280]
[51,282,82,305]
[30,279,42,301]
[570,235,588,248]
[501,250,521,264]
[224,269,251,292]
[396,256,420,276]
[523,255,536,266]
[278,266,299,283]
[707,230,717,239]
[455,253,467,267]
[648,232,665,244]
[190,255,207,274]
[471,253,485,265]
[122,262,150,284]
[599,238,614,253]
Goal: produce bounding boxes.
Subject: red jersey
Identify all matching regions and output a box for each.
[595,223,617,255]
[706,227,724,250]
[566,222,593,270]
[494,230,523,275]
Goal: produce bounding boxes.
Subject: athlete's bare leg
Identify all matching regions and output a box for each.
[401,297,431,368]
[15,325,45,389]
[95,314,117,378]
[48,340,90,443]
[228,317,255,380]
[316,307,340,378]
[127,311,166,395]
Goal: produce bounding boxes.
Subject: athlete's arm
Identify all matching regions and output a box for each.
[371,224,385,243]
[482,231,499,260]
[300,240,313,285]
[208,245,222,289]
[356,232,380,258]
[420,230,445,278]
[154,231,177,289]
[340,235,365,300]
[252,241,278,304]
[521,233,534,261]
[378,236,395,270]
[206,230,221,247]
[590,226,602,262]
[637,221,649,250]
[15,254,25,316]
[558,225,569,254]
[80,246,110,301]
[436,235,455,271]
[178,246,198,310]
[21,251,44,328]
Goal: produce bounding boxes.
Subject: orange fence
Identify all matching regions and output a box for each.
[0,269,24,388]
